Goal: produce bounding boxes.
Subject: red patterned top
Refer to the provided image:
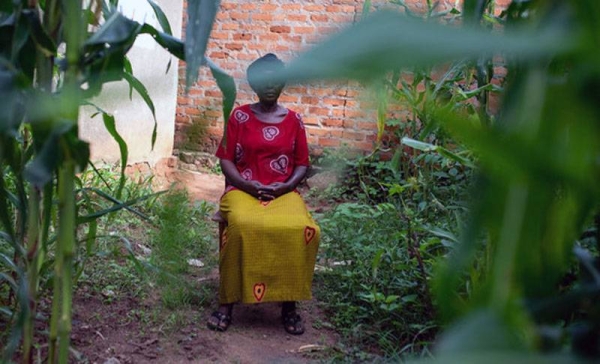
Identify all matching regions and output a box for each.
[215,104,310,191]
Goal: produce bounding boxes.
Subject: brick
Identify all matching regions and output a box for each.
[209,51,228,59]
[293,26,313,34]
[317,26,342,35]
[333,88,349,97]
[308,107,330,116]
[259,33,280,42]
[301,96,319,105]
[330,130,343,137]
[233,33,252,41]
[240,23,268,33]
[225,43,244,51]
[343,130,366,141]
[332,109,345,118]
[211,31,229,40]
[310,14,328,22]
[288,14,308,22]
[350,141,375,151]
[322,119,343,127]
[279,95,299,103]
[282,4,302,11]
[325,5,343,12]
[196,80,216,88]
[324,98,345,107]
[175,115,189,124]
[286,86,308,94]
[270,25,291,33]
[346,109,368,119]
[342,120,356,128]
[205,90,223,97]
[177,96,190,105]
[229,12,249,21]
[304,5,325,12]
[318,138,341,147]
[274,44,291,52]
[207,126,224,136]
[281,34,302,43]
[193,98,212,107]
[204,109,222,118]
[253,13,273,21]
[221,23,239,31]
[302,116,319,125]
[260,3,278,12]
[306,127,329,137]
[240,3,257,10]
[185,107,201,116]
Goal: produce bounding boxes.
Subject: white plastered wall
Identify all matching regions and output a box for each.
[79,0,183,166]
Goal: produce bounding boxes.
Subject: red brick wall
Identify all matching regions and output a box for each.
[175,0,512,155]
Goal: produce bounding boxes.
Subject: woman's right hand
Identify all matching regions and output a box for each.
[241,180,266,199]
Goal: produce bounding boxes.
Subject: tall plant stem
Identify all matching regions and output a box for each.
[50,2,83,363]
[22,185,41,364]
[48,163,76,364]
[56,162,75,364]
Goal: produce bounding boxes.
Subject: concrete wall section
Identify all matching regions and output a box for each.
[80,0,184,166]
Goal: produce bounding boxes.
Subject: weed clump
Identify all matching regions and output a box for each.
[150,189,216,308]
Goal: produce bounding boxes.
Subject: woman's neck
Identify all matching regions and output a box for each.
[256,101,279,113]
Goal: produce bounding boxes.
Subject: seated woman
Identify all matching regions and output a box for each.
[206,53,320,335]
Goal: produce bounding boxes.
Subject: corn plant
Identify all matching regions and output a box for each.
[0,0,234,363]
[278,0,600,360]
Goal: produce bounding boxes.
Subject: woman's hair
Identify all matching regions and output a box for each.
[247,53,285,90]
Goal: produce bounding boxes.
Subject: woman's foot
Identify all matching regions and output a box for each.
[281,302,305,335]
[207,304,233,332]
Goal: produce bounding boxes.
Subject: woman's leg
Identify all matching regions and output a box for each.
[281,301,304,335]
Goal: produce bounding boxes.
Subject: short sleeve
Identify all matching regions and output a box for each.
[294,114,310,166]
[215,111,239,161]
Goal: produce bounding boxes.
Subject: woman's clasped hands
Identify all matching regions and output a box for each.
[245,180,290,201]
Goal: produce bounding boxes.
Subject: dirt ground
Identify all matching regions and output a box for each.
[69,168,341,364]
[71,292,338,364]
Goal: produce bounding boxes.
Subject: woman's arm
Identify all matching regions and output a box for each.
[220,159,265,198]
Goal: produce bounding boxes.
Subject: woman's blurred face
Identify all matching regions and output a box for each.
[252,70,285,104]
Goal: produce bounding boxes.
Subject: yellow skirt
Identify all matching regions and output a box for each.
[218,190,320,304]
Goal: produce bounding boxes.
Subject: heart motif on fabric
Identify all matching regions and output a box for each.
[235,143,243,162]
[262,126,280,141]
[241,169,252,180]
[270,155,289,175]
[234,110,250,123]
[253,283,266,302]
[304,226,316,245]
[260,200,271,207]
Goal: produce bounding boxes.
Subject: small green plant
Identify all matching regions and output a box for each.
[149,189,217,308]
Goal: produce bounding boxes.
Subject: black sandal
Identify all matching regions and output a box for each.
[282,312,305,335]
[207,311,232,332]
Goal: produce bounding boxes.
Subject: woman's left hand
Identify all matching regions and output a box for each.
[258,182,290,201]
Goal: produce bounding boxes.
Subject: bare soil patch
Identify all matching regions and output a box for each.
[71,278,338,363]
